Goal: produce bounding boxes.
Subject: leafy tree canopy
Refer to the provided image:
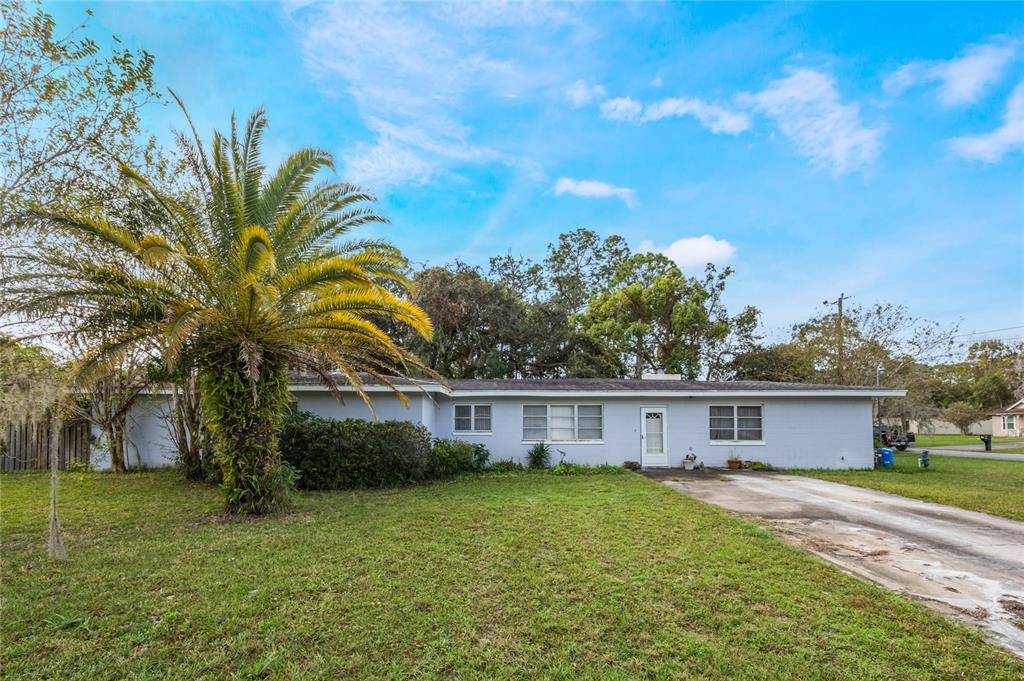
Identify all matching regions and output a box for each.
[581,255,758,379]
[0,0,159,232]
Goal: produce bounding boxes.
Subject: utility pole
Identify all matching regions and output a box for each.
[824,293,850,384]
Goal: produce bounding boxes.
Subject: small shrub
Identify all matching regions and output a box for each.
[431,438,478,477]
[471,442,491,470]
[748,461,774,471]
[623,460,641,471]
[527,442,551,469]
[66,460,93,473]
[487,459,524,473]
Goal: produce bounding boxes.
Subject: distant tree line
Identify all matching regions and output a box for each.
[730,305,1022,432]
[397,228,760,381]
[401,243,1022,433]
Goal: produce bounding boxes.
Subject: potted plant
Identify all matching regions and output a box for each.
[726,457,742,470]
[683,448,698,471]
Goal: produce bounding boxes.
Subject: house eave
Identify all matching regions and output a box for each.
[446,389,906,399]
[139,383,903,399]
[141,383,452,396]
[288,383,452,395]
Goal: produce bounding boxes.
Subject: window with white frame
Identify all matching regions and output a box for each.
[1004,415,1018,431]
[454,404,491,433]
[709,405,763,442]
[522,404,603,441]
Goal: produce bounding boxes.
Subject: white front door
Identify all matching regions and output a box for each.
[641,407,668,468]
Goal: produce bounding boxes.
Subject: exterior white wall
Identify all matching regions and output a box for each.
[119,389,876,472]
[94,394,179,470]
[295,391,427,424]
[435,395,874,470]
[114,391,431,471]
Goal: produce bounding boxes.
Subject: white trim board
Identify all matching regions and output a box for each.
[450,389,905,398]
[141,384,904,399]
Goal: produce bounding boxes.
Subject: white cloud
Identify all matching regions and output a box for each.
[565,80,607,108]
[553,177,635,207]
[342,137,438,188]
[600,95,751,134]
[600,96,644,122]
[638,235,737,270]
[650,75,663,88]
[884,37,1018,107]
[738,68,883,174]
[948,81,1024,163]
[642,97,752,134]
[438,1,577,28]
[287,2,576,189]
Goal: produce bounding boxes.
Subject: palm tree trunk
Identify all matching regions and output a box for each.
[200,361,292,514]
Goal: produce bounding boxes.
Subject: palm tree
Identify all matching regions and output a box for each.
[4,101,433,513]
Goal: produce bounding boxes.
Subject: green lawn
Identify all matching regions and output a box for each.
[801,453,1024,521]
[994,447,1024,454]
[912,433,1024,448]
[2,472,1022,680]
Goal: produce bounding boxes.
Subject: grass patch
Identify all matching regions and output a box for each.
[990,447,1024,455]
[912,434,1024,448]
[800,453,1024,521]
[2,472,1022,679]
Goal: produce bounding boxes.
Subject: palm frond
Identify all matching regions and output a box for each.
[10,103,434,412]
[257,148,334,228]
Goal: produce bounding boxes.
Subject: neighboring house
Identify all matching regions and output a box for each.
[113,374,903,471]
[992,399,1024,437]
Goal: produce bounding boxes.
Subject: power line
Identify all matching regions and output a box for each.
[954,325,1024,338]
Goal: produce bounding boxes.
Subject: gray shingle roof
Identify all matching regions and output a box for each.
[446,378,889,392]
[288,371,440,387]
[287,371,899,393]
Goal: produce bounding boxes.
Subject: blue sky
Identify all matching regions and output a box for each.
[48,2,1024,344]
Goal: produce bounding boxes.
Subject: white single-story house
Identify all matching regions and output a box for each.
[991,399,1024,437]
[113,374,904,471]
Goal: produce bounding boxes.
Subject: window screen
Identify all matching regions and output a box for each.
[710,405,735,441]
[454,404,491,432]
[710,405,763,442]
[522,405,548,441]
[577,405,603,440]
[522,405,603,441]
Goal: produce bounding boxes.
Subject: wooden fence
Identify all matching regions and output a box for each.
[1,418,91,471]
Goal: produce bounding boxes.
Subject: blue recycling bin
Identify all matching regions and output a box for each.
[880,448,895,467]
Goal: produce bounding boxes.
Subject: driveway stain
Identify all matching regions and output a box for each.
[659,471,1024,658]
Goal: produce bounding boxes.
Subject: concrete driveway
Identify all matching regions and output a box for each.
[909,447,1024,462]
[654,471,1024,657]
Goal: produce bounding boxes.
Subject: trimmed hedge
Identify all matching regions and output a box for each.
[281,411,434,490]
[280,411,491,490]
